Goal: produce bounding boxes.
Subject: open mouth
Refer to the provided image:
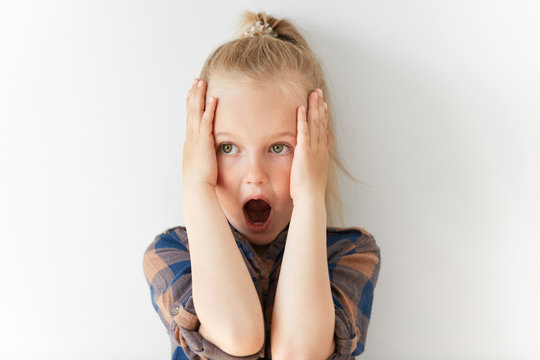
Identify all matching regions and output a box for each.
[243,199,272,232]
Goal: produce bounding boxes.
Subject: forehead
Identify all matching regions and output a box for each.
[207,73,306,137]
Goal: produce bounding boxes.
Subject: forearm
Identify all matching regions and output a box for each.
[271,196,335,359]
[183,185,264,353]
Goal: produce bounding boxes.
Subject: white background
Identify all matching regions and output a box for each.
[1,0,539,359]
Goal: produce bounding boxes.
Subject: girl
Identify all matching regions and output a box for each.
[143,11,381,360]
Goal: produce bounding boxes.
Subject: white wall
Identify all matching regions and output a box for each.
[1,1,538,359]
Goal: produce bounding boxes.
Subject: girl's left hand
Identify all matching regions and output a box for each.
[289,88,331,203]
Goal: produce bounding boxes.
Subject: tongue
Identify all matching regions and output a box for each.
[245,200,271,223]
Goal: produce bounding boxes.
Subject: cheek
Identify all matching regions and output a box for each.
[216,158,232,184]
[272,158,293,186]
[277,156,293,173]
[215,162,237,211]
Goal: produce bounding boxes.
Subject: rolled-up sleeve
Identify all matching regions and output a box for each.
[143,227,264,360]
[326,228,381,359]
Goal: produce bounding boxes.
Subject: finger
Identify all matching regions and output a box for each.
[187,78,205,119]
[186,78,199,134]
[296,105,308,148]
[200,96,218,136]
[186,78,200,113]
[194,79,206,120]
[317,89,326,144]
[187,77,197,94]
[312,91,323,147]
[316,88,328,127]
[186,78,199,106]
[307,91,319,148]
[318,89,326,126]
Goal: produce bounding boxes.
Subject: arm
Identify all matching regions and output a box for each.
[271,89,335,359]
[143,226,266,359]
[182,78,264,355]
[183,185,265,355]
[270,197,335,359]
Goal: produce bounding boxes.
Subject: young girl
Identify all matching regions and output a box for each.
[143,11,381,360]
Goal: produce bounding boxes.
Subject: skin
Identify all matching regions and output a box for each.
[206,73,307,246]
[183,73,335,358]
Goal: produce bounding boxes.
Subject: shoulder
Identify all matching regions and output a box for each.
[326,226,376,246]
[326,225,375,239]
[325,226,382,284]
[143,226,190,283]
[326,226,379,253]
[145,225,189,253]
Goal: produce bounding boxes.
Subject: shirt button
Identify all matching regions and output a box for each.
[170,306,180,316]
[256,270,263,279]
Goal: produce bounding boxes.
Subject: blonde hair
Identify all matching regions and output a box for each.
[200,11,359,227]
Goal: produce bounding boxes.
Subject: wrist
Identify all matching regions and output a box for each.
[183,183,217,206]
[292,193,326,208]
[183,180,216,193]
[290,195,328,229]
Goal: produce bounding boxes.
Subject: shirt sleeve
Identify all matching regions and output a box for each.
[325,227,382,359]
[142,226,265,360]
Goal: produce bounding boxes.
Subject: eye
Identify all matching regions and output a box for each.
[219,143,238,154]
[271,143,291,154]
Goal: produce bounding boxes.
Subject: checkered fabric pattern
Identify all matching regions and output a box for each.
[143,223,381,360]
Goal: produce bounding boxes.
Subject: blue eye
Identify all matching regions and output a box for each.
[271,144,290,154]
[219,143,238,154]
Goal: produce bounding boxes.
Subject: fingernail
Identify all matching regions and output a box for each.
[318,88,323,96]
[192,78,198,86]
[198,80,203,88]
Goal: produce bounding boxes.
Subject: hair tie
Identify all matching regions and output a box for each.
[243,20,278,38]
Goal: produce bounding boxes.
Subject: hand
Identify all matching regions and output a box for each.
[289,88,331,203]
[182,78,219,189]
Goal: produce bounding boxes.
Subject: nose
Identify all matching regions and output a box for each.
[244,154,269,185]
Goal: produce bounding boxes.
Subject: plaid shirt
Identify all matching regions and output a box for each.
[143,223,381,359]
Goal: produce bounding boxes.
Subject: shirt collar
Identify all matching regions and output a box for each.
[227,221,289,259]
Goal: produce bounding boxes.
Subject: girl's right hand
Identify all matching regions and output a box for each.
[182,78,219,189]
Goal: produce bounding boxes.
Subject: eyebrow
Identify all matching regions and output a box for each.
[214,131,296,138]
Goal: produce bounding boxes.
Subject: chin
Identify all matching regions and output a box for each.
[242,224,280,245]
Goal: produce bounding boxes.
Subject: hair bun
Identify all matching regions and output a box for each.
[242,19,278,38]
[234,11,309,50]
[235,11,278,39]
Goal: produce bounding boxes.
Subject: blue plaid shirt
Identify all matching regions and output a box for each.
[143,223,381,359]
